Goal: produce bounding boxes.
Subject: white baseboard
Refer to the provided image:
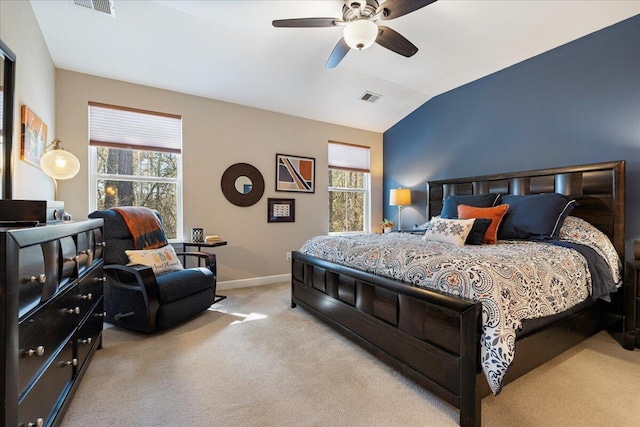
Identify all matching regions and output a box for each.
[217,274,291,291]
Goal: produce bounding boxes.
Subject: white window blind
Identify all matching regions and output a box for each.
[328,141,370,172]
[89,102,182,154]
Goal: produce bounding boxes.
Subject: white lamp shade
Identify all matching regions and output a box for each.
[343,19,378,50]
[40,149,80,180]
[390,188,411,206]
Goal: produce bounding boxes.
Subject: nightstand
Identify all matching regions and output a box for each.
[624,260,640,350]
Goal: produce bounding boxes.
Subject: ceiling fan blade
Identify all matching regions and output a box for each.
[272,18,340,28]
[377,0,437,20]
[376,26,418,57]
[325,38,350,69]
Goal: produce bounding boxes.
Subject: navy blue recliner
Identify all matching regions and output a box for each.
[89,209,216,333]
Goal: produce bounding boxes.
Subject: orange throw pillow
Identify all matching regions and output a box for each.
[457,204,509,244]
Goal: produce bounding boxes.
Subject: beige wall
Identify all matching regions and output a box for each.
[1,0,56,199]
[56,70,383,283]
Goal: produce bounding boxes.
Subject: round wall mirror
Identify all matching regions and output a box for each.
[221,163,264,207]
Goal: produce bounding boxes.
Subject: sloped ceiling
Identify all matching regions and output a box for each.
[30,0,639,132]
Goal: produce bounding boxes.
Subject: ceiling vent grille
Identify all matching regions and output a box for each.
[73,0,115,17]
[359,91,381,103]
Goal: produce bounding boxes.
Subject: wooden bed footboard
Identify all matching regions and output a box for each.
[291,252,483,427]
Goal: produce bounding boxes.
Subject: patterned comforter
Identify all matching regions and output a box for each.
[299,217,621,395]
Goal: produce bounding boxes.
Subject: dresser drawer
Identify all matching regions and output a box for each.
[18,339,74,427]
[59,236,77,289]
[76,297,104,370]
[18,285,80,395]
[18,245,46,318]
[92,227,105,262]
[75,266,105,316]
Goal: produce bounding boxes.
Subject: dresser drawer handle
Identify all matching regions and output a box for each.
[29,274,46,284]
[26,346,45,357]
[97,241,106,247]
[27,418,44,427]
[80,293,93,300]
[65,255,80,263]
[79,338,92,345]
[63,358,78,367]
[95,311,107,318]
[80,249,92,255]
[96,276,107,283]
[65,307,81,315]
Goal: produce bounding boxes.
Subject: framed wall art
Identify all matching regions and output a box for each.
[268,198,295,223]
[20,105,48,168]
[276,153,315,193]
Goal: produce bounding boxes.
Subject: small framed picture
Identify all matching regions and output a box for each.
[268,198,295,223]
[276,153,315,193]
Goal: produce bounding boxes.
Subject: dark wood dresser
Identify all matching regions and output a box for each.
[0,220,105,426]
[624,260,640,350]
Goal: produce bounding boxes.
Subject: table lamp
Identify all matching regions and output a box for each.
[40,139,80,200]
[389,188,411,231]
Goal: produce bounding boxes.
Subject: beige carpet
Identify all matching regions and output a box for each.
[62,282,640,426]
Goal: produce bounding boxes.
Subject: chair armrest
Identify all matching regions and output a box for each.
[104,264,160,332]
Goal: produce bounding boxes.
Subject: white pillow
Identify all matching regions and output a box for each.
[125,245,184,276]
[422,217,475,246]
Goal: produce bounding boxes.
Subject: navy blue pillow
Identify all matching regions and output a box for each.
[441,194,501,219]
[465,218,492,245]
[498,193,577,240]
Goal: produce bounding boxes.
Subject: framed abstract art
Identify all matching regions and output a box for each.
[276,153,315,193]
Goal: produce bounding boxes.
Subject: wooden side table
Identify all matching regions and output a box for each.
[624,260,640,350]
[181,240,228,303]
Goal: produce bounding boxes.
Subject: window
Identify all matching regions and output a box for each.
[328,141,370,233]
[89,102,183,239]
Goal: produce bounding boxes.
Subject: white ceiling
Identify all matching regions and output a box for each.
[30,1,639,133]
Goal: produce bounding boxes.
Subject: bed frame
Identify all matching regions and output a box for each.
[291,160,625,427]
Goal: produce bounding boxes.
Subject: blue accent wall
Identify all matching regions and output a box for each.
[383,15,640,259]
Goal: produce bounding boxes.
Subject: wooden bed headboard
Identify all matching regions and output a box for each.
[427,161,626,259]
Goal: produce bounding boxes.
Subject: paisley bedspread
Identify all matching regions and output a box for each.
[299,229,619,395]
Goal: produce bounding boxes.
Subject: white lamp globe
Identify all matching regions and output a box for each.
[343,19,378,50]
[40,147,80,180]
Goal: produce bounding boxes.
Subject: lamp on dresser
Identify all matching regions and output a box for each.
[389,187,411,231]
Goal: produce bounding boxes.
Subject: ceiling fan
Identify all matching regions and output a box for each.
[272,0,437,68]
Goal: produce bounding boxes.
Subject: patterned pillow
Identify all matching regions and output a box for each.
[559,216,622,284]
[125,244,184,276]
[422,217,475,246]
[458,204,509,244]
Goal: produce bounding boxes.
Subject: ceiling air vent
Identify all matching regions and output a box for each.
[73,0,115,17]
[359,91,381,103]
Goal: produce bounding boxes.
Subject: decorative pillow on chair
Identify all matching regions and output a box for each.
[498,193,577,240]
[125,245,184,276]
[441,194,501,219]
[422,217,475,246]
[458,204,509,244]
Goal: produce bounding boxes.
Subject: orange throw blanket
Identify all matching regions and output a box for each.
[113,206,168,249]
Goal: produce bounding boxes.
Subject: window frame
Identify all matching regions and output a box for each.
[88,101,184,241]
[328,168,371,235]
[89,146,184,241]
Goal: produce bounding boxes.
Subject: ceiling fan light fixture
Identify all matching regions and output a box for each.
[343,19,378,50]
